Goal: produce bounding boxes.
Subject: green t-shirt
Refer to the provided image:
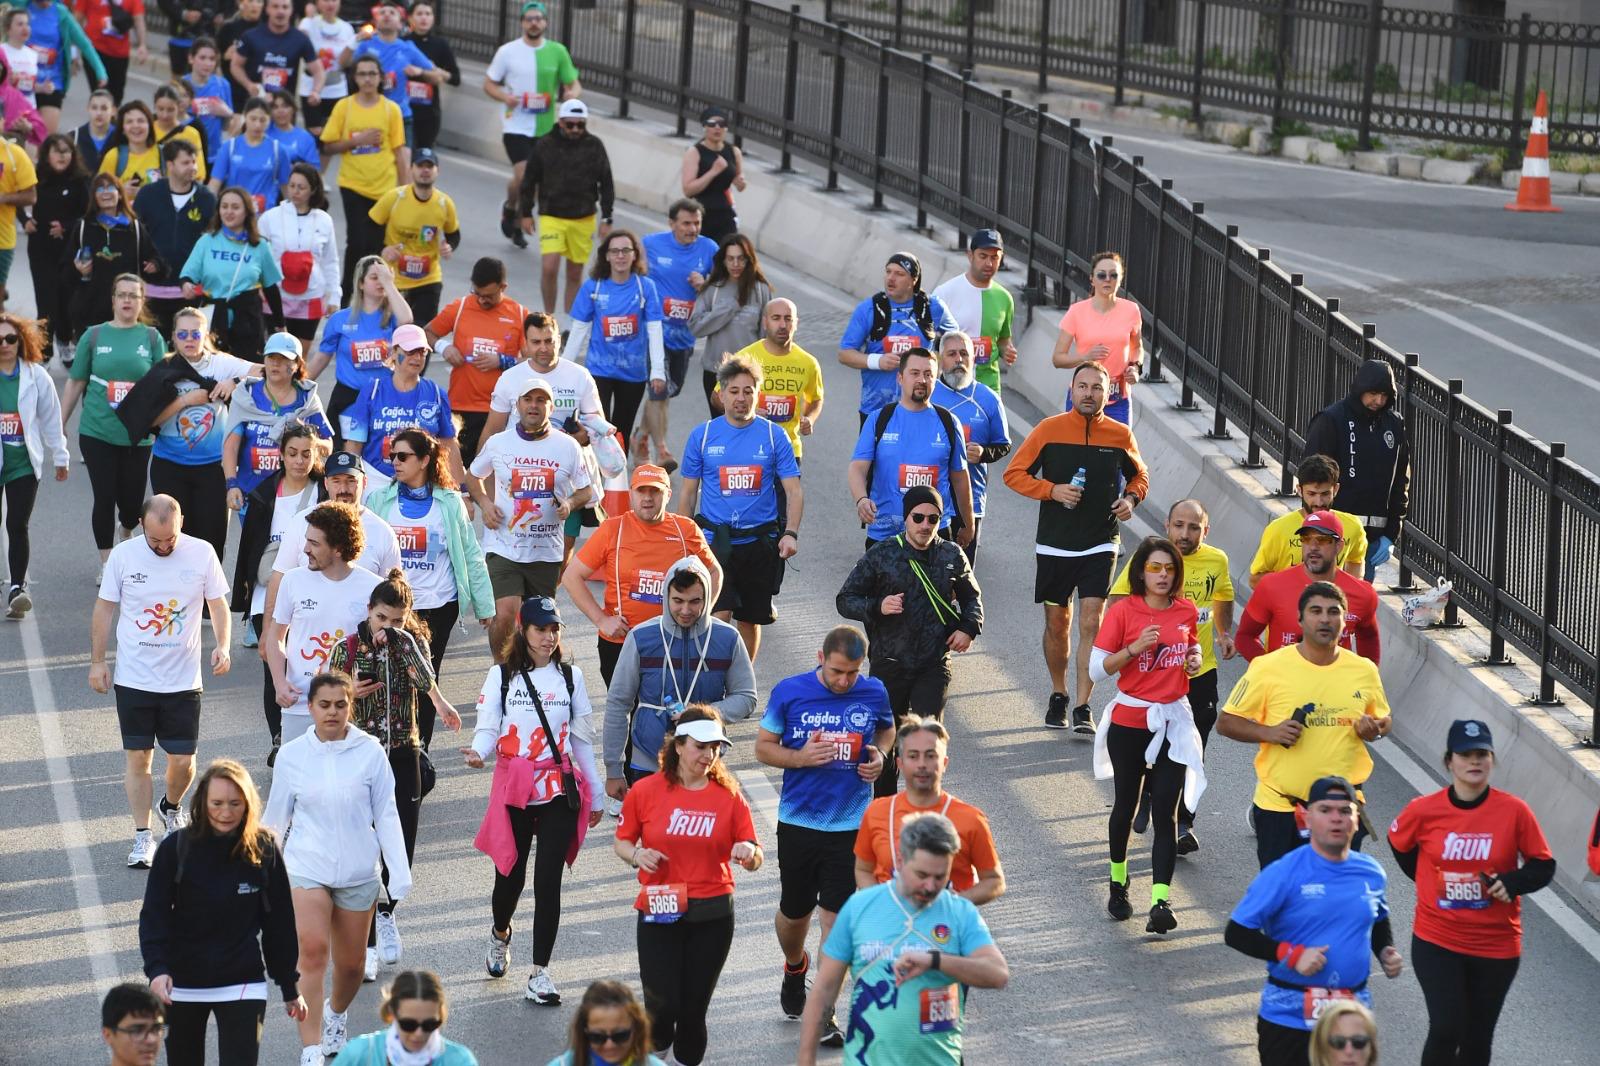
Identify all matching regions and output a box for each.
[69,324,163,446]
[930,274,1016,392]
[0,364,28,484]
[487,37,579,139]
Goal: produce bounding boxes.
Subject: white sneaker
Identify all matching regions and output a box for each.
[160,800,188,836]
[6,585,30,619]
[485,927,512,978]
[524,966,561,1005]
[375,908,402,964]
[298,1047,324,1066]
[604,794,624,819]
[321,999,349,1055]
[240,615,258,648]
[363,946,378,982]
[126,829,156,868]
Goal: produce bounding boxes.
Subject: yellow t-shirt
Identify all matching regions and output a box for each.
[1248,508,1369,581]
[321,96,405,200]
[732,340,823,458]
[1220,645,1390,812]
[154,124,208,183]
[0,140,37,250]
[1110,541,1234,674]
[98,143,164,194]
[369,185,458,290]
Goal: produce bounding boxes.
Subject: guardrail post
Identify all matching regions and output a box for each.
[826,22,848,191]
[1241,248,1270,465]
[1037,0,1051,94]
[497,0,510,45]
[892,0,905,48]
[1357,0,1383,150]
[957,69,973,222]
[733,0,752,135]
[824,0,834,21]
[1393,350,1420,592]
[618,0,638,119]
[1190,0,1207,125]
[1278,272,1306,493]
[1114,0,1130,106]
[1207,224,1240,440]
[1485,409,1515,665]
[1533,441,1566,706]
[560,0,574,45]
[870,40,890,210]
[1095,135,1113,252]
[1507,12,1533,168]
[1269,0,1296,136]
[1055,117,1081,307]
[915,52,932,230]
[778,5,800,169]
[1175,202,1203,411]
[1440,378,1465,627]
[1147,177,1174,384]
[674,1,697,136]
[1026,103,1048,288]
[964,0,976,73]
[995,90,1014,223]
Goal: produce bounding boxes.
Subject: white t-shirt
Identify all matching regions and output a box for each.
[468,427,590,564]
[3,43,38,104]
[100,534,229,693]
[490,358,604,430]
[273,505,402,579]
[271,566,384,714]
[485,38,557,136]
[298,17,355,99]
[473,661,594,805]
[389,496,456,610]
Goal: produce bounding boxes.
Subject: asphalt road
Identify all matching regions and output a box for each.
[3,110,1600,1066]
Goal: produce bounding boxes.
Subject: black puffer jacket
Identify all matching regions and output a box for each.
[1303,358,1410,539]
[837,535,983,670]
[516,129,615,221]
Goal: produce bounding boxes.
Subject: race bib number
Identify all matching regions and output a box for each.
[899,464,937,491]
[1437,870,1491,911]
[759,393,795,422]
[471,336,501,361]
[520,91,551,113]
[1302,987,1356,1024]
[662,297,694,321]
[29,45,57,66]
[251,193,267,213]
[106,380,135,409]
[919,983,960,1034]
[511,466,553,499]
[407,78,434,103]
[395,525,427,559]
[250,445,281,474]
[351,339,389,369]
[382,70,397,91]
[261,66,290,91]
[601,314,639,340]
[14,74,33,93]
[400,254,431,280]
[883,334,919,357]
[818,730,861,767]
[643,883,687,923]
[631,568,665,605]
[973,335,994,365]
[718,464,762,497]
[0,410,21,444]
[193,95,221,116]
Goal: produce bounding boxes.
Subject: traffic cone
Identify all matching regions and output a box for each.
[1505,89,1561,213]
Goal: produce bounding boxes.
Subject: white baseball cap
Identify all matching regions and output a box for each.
[558,99,589,121]
[519,376,554,399]
[675,719,731,747]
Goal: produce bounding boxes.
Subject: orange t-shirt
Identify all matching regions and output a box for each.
[572,512,717,641]
[853,792,1001,894]
[1059,296,1143,385]
[427,296,528,413]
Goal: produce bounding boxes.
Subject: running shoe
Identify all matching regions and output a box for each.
[1071,703,1094,735]
[321,1000,349,1055]
[160,798,188,836]
[780,954,809,1020]
[603,794,624,819]
[363,947,378,982]
[1044,692,1069,730]
[58,339,73,369]
[485,927,513,978]
[298,1047,325,1066]
[525,966,561,1005]
[240,615,258,648]
[1132,789,1152,835]
[820,1008,845,1047]
[1246,805,1257,836]
[375,908,402,964]
[1146,900,1178,935]
[499,204,517,240]
[511,228,528,250]
[1106,879,1132,921]
[657,450,679,476]
[1176,826,1200,856]
[6,584,31,619]
[267,736,281,768]
[126,829,156,868]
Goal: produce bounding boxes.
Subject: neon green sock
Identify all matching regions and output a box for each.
[1151,883,1171,905]
[1110,860,1128,885]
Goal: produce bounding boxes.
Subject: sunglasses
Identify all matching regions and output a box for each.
[907,511,940,526]
[389,450,417,461]
[1327,1034,1371,1051]
[585,1028,633,1045]
[1300,533,1338,547]
[561,121,586,130]
[0,333,18,345]
[704,119,727,128]
[395,1017,442,1034]
[1144,561,1176,574]
[173,329,205,341]
[1094,271,1119,281]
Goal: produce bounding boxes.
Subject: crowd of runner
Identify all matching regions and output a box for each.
[0,3,1588,1065]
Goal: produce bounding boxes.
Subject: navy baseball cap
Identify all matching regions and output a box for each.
[970,228,1003,250]
[325,451,361,477]
[1447,719,1494,753]
[519,595,562,627]
[412,147,438,166]
[1305,776,1356,805]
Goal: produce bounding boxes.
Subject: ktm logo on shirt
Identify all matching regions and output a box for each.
[1440,832,1493,862]
[666,808,718,837]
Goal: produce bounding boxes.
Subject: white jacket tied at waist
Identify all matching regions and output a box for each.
[1092,690,1209,812]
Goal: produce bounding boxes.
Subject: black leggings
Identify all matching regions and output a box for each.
[1139,670,1219,827]
[149,456,229,563]
[636,910,735,1066]
[1412,935,1521,1066]
[411,105,441,151]
[164,998,265,1066]
[413,600,459,749]
[1107,722,1183,888]
[80,435,150,549]
[3,474,39,585]
[490,798,579,967]
[26,233,70,344]
[595,376,647,443]
[98,53,130,104]
[254,613,280,742]
[371,745,425,943]
[339,187,384,299]
[871,658,952,798]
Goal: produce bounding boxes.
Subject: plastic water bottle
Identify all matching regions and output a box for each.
[580,414,627,478]
[1065,466,1087,509]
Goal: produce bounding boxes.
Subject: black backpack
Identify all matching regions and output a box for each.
[500,659,576,710]
[867,290,935,344]
[866,400,962,484]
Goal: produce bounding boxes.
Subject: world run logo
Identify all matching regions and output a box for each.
[666,808,718,838]
[1440,832,1494,861]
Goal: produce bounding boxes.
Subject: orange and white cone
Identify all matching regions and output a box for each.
[1505,89,1561,213]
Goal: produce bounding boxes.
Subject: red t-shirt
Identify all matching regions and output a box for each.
[617,771,759,910]
[1388,788,1551,959]
[77,0,145,58]
[1239,566,1380,663]
[1094,596,1199,728]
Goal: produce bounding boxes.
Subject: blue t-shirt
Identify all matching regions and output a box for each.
[214,135,292,210]
[824,881,995,1065]
[682,415,798,543]
[353,36,435,118]
[183,73,233,160]
[571,275,664,384]
[153,357,255,467]
[1230,847,1389,1031]
[27,2,65,87]
[930,379,1008,518]
[319,307,396,390]
[760,671,892,832]
[839,294,959,412]
[267,124,321,168]
[179,232,284,301]
[851,405,967,541]
[227,381,332,496]
[640,230,718,351]
[236,25,317,94]
[340,373,455,477]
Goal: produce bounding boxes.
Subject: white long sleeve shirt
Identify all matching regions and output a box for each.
[473,661,605,812]
[263,725,412,898]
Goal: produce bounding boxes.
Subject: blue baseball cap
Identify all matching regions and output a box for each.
[325,451,361,477]
[519,595,561,628]
[1447,719,1494,753]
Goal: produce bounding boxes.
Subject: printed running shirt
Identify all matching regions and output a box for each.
[571,275,664,384]
[100,534,228,693]
[473,661,595,804]
[271,565,384,716]
[339,374,454,478]
[851,405,966,541]
[641,230,718,352]
[682,415,798,543]
[468,426,590,564]
[390,496,455,610]
[839,293,959,413]
[929,378,1007,516]
[760,671,893,832]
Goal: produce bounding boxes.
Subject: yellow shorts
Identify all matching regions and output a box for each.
[539,214,596,263]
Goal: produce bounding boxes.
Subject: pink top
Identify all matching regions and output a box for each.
[1059,296,1143,390]
[0,55,44,147]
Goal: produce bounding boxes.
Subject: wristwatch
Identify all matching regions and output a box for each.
[929,949,942,973]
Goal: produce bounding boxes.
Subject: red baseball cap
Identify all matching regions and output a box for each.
[1296,509,1344,539]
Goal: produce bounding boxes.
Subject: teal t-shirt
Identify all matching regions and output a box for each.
[69,324,163,446]
[823,881,995,1064]
[0,363,27,483]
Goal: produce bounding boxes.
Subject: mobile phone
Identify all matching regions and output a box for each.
[1478,872,1496,891]
[1290,703,1313,727]
[75,245,93,264]
[357,670,377,683]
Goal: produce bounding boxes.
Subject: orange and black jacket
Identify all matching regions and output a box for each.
[1002,409,1150,554]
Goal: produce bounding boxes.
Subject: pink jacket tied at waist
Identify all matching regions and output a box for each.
[474,754,594,874]
[0,55,45,147]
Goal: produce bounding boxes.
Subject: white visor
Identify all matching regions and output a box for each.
[675,719,731,747]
